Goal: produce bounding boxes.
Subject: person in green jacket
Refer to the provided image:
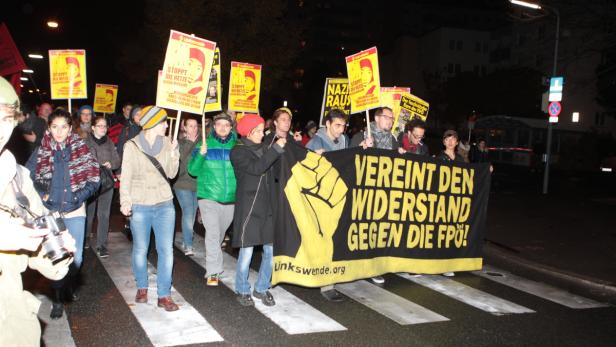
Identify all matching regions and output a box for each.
[188,112,237,286]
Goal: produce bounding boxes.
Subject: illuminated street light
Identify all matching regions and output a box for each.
[47,21,59,28]
[20,77,28,81]
[28,54,44,59]
[509,0,541,9]
[23,69,34,73]
[28,90,34,93]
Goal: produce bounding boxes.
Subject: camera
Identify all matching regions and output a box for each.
[30,211,72,263]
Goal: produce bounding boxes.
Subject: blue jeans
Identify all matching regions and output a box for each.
[52,216,85,289]
[131,200,175,298]
[174,189,198,249]
[235,244,273,295]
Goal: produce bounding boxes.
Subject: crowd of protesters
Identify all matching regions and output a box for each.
[5,88,492,318]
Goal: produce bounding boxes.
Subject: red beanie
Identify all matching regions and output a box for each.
[237,113,264,137]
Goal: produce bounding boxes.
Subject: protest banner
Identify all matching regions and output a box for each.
[228,62,261,113]
[49,49,87,102]
[380,87,410,134]
[0,23,27,94]
[399,93,430,123]
[345,47,381,114]
[319,78,351,125]
[272,145,490,287]
[93,83,118,114]
[203,47,222,113]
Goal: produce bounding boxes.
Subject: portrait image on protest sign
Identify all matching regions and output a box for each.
[319,78,351,125]
[345,47,381,113]
[49,49,87,99]
[158,30,216,114]
[93,83,118,113]
[203,47,222,113]
[272,145,490,287]
[380,87,410,134]
[228,61,261,113]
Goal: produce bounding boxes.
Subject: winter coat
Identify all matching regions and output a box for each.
[119,136,179,210]
[85,134,121,170]
[306,127,349,152]
[435,151,465,163]
[230,138,284,248]
[0,151,72,347]
[173,137,199,191]
[187,132,237,203]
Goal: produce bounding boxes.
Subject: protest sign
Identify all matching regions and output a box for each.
[319,78,351,125]
[345,47,381,114]
[273,146,490,287]
[228,62,261,113]
[49,49,87,99]
[380,87,410,134]
[158,30,216,115]
[399,93,430,123]
[203,47,221,113]
[93,83,118,113]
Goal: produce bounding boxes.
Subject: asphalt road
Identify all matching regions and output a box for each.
[24,229,616,347]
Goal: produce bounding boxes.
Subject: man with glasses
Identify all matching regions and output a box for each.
[401,119,429,156]
[350,107,400,285]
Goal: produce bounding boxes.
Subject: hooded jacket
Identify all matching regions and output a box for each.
[306,127,349,152]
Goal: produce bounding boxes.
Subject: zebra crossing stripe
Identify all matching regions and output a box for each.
[101,233,224,346]
[36,294,76,347]
[182,234,347,334]
[335,280,450,325]
[473,265,609,309]
[397,273,535,315]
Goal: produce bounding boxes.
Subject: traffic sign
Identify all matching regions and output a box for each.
[548,102,561,116]
[548,101,560,123]
[549,77,564,102]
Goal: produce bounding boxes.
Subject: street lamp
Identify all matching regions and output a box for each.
[47,21,59,28]
[22,69,34,74]
[28,54,44,59]
[509,0,560,194]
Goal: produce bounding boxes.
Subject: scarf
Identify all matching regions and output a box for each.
[137,132,163,157]
[368,122,394,149]
[92,133,108,146]
[34,131,100,193]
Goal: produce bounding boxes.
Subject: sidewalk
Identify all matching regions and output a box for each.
[483,186,616,303]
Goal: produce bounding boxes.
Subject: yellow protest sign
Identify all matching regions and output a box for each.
[319,78,351,125]
[228,61,261,113]
[93,83,118,113]
[380,87,410,134]
[203,47,222,113]
[49,49,87,99]
[345,47,381,113]
[158,30,216,114]
[399,93,430,122]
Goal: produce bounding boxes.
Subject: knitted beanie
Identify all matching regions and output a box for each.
[139,106,167,130]
[236,113,264,137]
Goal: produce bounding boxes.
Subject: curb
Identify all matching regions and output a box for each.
[483,243,616,301]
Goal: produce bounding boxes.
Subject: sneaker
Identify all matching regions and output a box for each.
[236,294,254,306]
[370,276,385,285]
[206,274,220,286]
[97,247,109,258]
[184,247,194,256]
[321,289,345,302]
[442,272,455,277]
[50,302,64,319]
[252,290,275,306]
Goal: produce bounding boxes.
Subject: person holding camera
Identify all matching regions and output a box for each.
[26,108,101,319]
[0,77,76,346]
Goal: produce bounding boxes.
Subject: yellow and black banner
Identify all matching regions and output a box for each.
[273,145,490,287]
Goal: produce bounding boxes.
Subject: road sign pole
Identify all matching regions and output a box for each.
[543,6,560,195]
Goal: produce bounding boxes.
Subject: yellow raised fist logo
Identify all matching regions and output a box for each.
[284,151,348,265]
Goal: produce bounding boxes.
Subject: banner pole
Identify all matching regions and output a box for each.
[365,110,371,138]
[173,111,182,139]
[68,98,72,114]
[168,117,174,139]
[201,114,206,141]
